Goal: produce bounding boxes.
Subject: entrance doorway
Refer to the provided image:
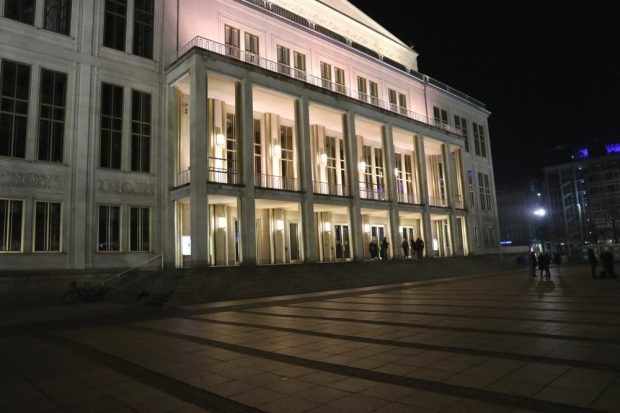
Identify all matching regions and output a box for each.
[334,224,351,260]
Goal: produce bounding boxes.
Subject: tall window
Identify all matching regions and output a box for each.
[38,69,67,163]
[363,145,372,192]
[5,0,35,24]
[280,125,294,189]
[473,122,487,157]
[130,206,150,251]
[478,172,492,211]
[34,201,62,252]
[98,205,120,251]
[277,45,290,75]
[293,51,306,80]
[467,170,475,208]
[398,92,407,114]
[100,83,123,169]
[226,113,236,181]
[43,0,72,35]
[131,90,151,172]
[224,25,240,58]
[103,0,127,51]
[433,106,448,127]
[388,89,397,111]
[253,119,262,177]
[0,199,23,252]
[374,147,384,195]
[1,60,30,158]
[369,81,379,105]
[320,62,332,89]
[325,136,337,192]
[357,76,368,102]
[244,33,259,64]
[455,115,469,152]
[334,67,345,94]
[133,0,153,58]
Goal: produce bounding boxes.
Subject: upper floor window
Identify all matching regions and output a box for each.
[334,67,345,94]
[44,0,72,35]
[277,45,290,75]
[244,32,259,64]
[433,106,448,128]
[473,122,487,157]
[369,81,379,105]
[4,0,35,25]
[133,0,154,59]
[293,51,306,80]
[320,61,331,89]
[224,25,240,58]
[38,69,67,163]
[130,90,151,173]
[0,60,30,159]
[0,199,23,252]
[103,0,127,51]
[100,83,123,169]
[357,76,368,101]
[454,115,469,152]
[478,172,492,211]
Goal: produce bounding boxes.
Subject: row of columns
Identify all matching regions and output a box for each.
[184,57,465,267]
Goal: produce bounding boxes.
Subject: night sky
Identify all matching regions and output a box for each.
[348,1,619,185]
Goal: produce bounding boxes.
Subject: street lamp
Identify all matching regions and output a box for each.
[533,208,546,217]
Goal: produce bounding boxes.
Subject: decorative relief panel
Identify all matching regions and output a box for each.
[97,179,154,196]
[0,169,65,190]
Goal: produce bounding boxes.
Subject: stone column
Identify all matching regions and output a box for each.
[344,111,363,261]
[383,123,400,259]
[189,55,209,268]
[415,134,431,257]
[237,78,257,265]
[442,143,458,256]
[296,97,316,263]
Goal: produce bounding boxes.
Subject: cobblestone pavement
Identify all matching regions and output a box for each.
[2,264,620,412]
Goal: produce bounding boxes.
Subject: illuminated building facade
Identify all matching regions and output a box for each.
[0,0,499,271]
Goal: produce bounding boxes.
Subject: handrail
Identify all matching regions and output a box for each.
[100,253,164,286]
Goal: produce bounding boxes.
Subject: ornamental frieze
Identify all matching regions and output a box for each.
[97,179,154,196]
[0,169,65,190]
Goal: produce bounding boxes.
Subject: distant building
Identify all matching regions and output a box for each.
[0,0,499,272]
[543,143,620,253]
[497,179,546,246]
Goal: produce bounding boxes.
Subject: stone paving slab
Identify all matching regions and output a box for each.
[2,263,620,412]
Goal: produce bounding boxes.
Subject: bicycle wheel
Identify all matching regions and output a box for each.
[63,290,79,304]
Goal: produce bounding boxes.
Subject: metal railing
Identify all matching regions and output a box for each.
[313,181,349,197]
[208,157,239,184]
[359,183,387,201]
[428,195,449,208]
[177,169,190,186]
[100,253,164,287]
[255,173,298,191]
[173,36,464,137]
[397,191,420,204]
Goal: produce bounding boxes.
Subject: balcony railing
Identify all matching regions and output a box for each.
[177,169,190,186]
[313,181,349,197]
[428,195,449,208]
[208,157,239,185]
[397,191,420,204]
[360,183,387,201]
[255,173,298,191]
[174,36,464,138]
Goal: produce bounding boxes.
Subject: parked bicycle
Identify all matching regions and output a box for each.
[63,281,104,304]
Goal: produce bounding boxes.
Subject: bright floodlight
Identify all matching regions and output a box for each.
[533,208,546,217]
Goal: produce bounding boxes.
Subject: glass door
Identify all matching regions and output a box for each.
[289,222,300,262]
[334,224,351,260]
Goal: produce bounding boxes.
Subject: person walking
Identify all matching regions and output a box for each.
[587,248,598,278]
[538,251,551,278]
[380,237,389,260]
[530,250,538,277]
[401,238,409,258]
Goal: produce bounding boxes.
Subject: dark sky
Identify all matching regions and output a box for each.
[348,0,619,184]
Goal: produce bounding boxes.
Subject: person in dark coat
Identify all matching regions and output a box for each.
[369,237,379,259]
[538,251,551,278]
[588,248,598,278]
[600,248,615,278]
[415,238,424,258]
[401,239,409,258]
[380,237,389,260]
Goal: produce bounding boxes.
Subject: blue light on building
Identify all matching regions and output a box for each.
[605,143,620,154]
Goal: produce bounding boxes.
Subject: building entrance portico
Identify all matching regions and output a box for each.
[314,204,351,262]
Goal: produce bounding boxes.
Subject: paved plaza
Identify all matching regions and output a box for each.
[2,264,620,412]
